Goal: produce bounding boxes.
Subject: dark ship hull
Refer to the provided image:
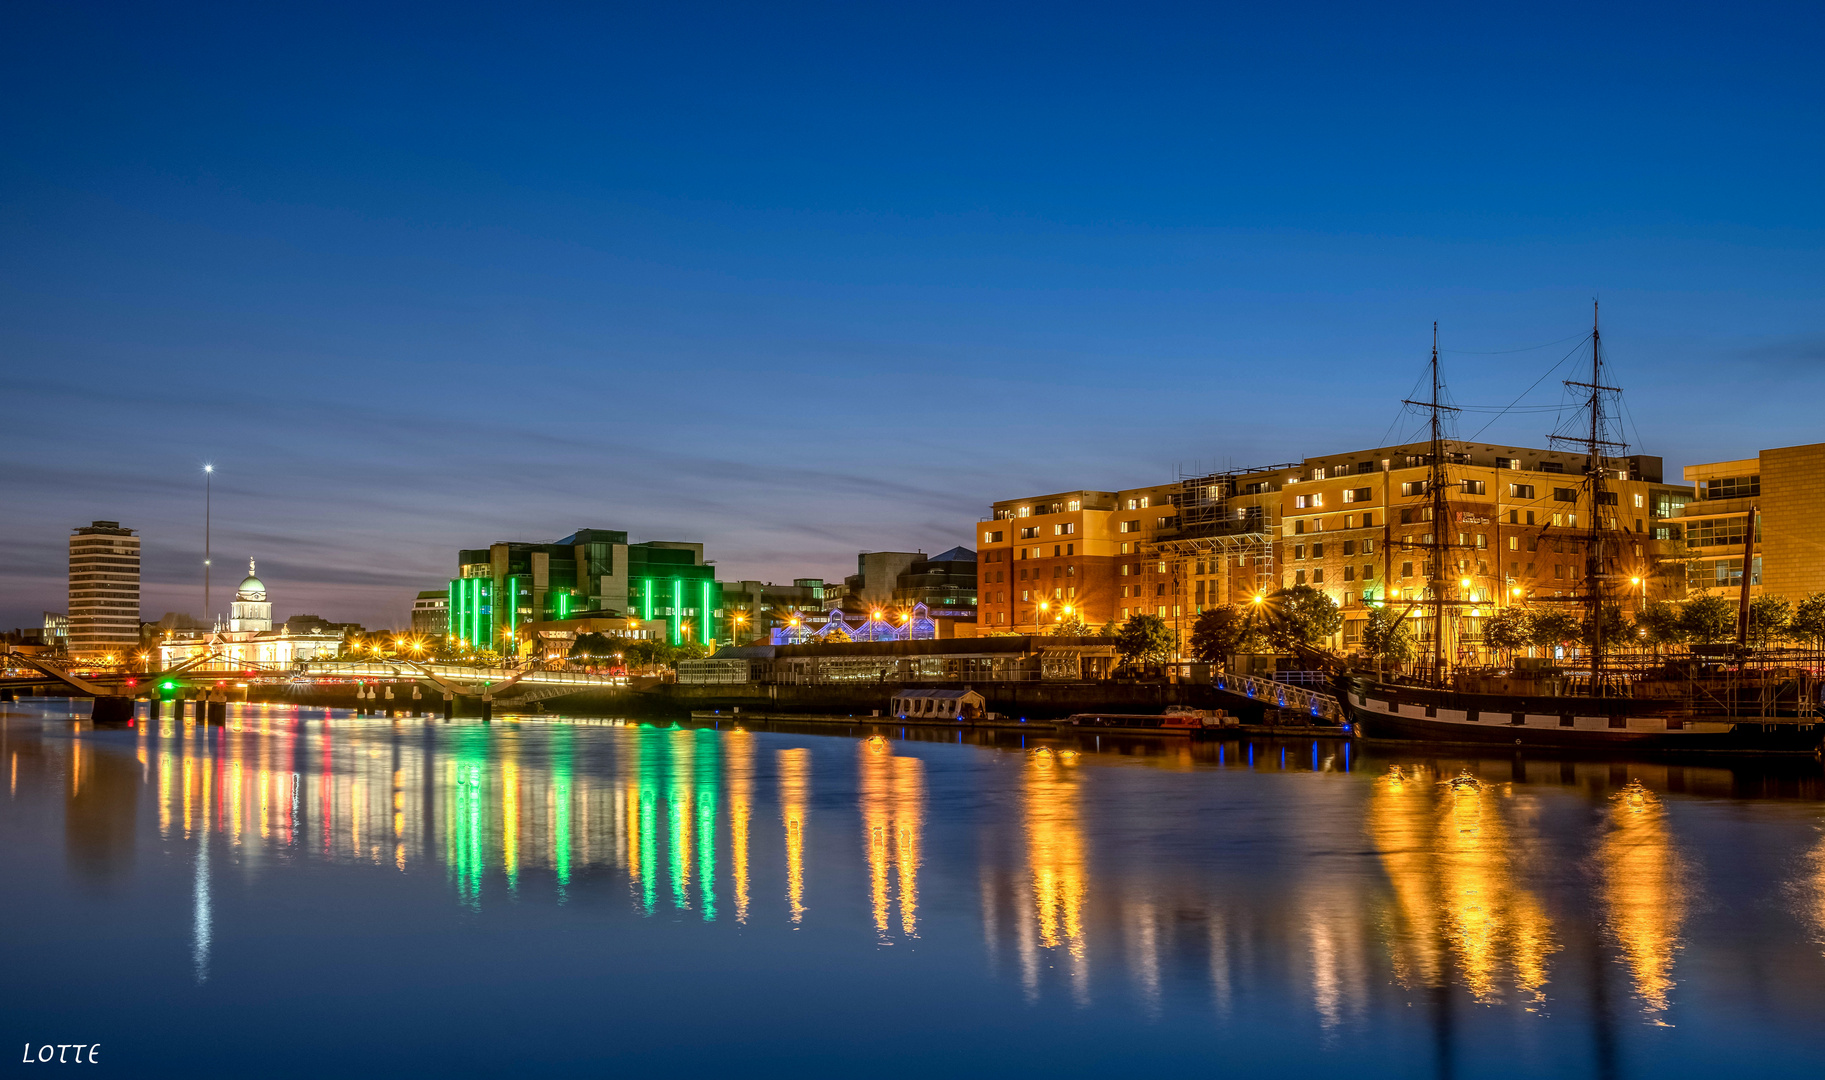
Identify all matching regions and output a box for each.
[1337,674,1824,754]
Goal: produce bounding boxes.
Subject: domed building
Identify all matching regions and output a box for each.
[156,557,344,670]
[229,560,272,632]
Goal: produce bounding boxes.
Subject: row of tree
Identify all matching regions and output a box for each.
[1174,589,1825,670]
[567,632,710,668]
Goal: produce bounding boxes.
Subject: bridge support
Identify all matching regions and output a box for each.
[148,696,161,721]
[91,695,133,723]
[480,695,492,722]
[443,693,454,720]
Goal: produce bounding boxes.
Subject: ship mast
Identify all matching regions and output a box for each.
[1551,302,1627,696]
[1401,324,1460,684]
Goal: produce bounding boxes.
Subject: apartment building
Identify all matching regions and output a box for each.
[67,520,140,659]
[979,439,1690,658]
[1262,441,1686,653]
[1679,442,1825,601]
[974,483,1179,632]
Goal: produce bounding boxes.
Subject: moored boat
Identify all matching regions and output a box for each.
[1337,671,1824,753]
[1337,310,1824,755]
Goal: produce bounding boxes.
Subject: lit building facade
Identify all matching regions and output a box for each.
[1678,442,1825,601]
[974,485,1180,633]
[447,529,720,651]
[156,562,342,669]
[68,521,139,659]
[978,441,1690,659]
[411,590,449,638]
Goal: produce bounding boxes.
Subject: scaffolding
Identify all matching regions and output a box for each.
[1152,464,1297,606]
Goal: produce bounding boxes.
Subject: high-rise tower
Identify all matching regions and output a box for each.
[68,521,140,659]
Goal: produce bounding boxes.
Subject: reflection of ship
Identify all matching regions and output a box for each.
[1341,313,1824,755]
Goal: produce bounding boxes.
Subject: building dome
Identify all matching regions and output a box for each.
[236,558,266,602]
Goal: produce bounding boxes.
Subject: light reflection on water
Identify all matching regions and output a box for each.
[9,700,1825,1076]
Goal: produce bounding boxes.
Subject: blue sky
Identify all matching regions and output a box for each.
[3,1,1822,629]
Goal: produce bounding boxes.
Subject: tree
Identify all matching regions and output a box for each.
[1581,603,1628,652]
[1481,607,1531,660]
[822,625,852,644]
[1679,595,1736,644]
[1359,605,1414,667]
[1527,609,1580,653]
[569,631,615,659]
[619,638,671,668]
[1791,592,1825,651]
[1631,601,1686,655]
[1188,605,1258,663]
[1747,594,1792,649]
[1051,613,1091,638]
[1114,614,1178,670]
[1260,585,1343,651]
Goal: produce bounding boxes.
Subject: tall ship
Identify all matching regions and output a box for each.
[1336,309,1824,753]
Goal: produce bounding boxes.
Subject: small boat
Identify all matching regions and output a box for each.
[1055,712,1201,737]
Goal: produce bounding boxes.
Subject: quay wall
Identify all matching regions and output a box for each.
[241,680,1296,723]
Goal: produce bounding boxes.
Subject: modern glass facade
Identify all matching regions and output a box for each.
[452,529,720,649]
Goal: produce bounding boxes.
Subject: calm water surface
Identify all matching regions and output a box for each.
[7,700,1825,1077]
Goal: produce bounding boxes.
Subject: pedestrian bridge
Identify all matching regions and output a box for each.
[295,659,631,705]
[1211,670,1342,721]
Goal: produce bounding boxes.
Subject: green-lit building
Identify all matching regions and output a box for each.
[447,529,720,650]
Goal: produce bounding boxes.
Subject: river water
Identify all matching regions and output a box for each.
[6,700,1825,1077]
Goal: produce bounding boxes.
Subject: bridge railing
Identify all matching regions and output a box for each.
[295,660,626,690]
[1213,670,1341,720]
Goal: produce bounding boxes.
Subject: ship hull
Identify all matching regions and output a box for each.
[1338,675,1824,754]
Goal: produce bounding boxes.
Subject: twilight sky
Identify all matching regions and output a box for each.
[3,1,1823,630]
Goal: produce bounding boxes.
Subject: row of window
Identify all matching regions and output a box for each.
[1686,516,1754,549]
[1292,512,1377,534]
[1291,565,1378,586]
[996,499,1089,520]
[1293,539,1377,560]
[1701,476,1759,501]
[1689,556,1762,587]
